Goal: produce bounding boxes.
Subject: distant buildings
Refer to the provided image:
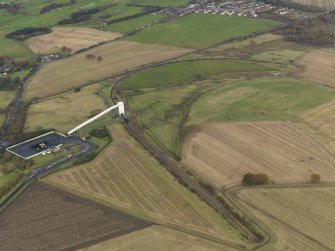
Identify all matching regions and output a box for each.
[159,0,294,18]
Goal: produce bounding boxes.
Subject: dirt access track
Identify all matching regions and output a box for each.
[0,183,151,251]
[183,121,335,188]
[25,27,121,54]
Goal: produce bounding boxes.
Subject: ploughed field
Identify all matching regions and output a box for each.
[297,50,335,87]
[45,123,247,246]
[235,186,335,250]
[24,41,190,100]
[0,183,150,251]
[183,121,335,188]
[80,225,237,251]
[302,100,335,142]
[25,27,121,54]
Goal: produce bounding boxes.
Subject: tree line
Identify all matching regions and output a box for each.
[0,76,20,91]
[242,173,269,186]
[264,0,322,12]
[5,27,51,40]
[242,172,321,185]
[86,54,103,63]
[40,0,76,14]
[57,4,113,25]
[281,12,335,47]
[0,2,22,15]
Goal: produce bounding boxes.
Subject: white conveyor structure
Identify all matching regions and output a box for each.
[67,101,125,135]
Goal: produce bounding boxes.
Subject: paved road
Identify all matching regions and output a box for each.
[0,65,41,150]
[0,137,95,210]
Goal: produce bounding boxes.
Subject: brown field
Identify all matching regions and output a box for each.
[235,186,335,250]
[45,123,247,247]
[183,121,335,188]
[24,83,106,133]
[0,183,150,251]
[81,225,238,251]
[25,27,120,54]
[292,0,335,9]
[24,41,190,100]
[297,50,335,87]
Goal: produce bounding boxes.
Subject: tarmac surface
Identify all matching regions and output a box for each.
[7,132,68,159]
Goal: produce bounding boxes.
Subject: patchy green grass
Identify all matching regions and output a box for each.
[8,68,32,80]
[75,115,113,153]
[252,49,306,64]
[0,172,18,188]
[0,113,6,127]
[128,14,280,49]
[121,59,273,90]
[127,85,197,157]
[187,78,335,126]
[208,33,282,52]
[105,14,163,33]
[31,145,78,168]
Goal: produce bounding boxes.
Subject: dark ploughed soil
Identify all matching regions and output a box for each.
[0,182,151,251]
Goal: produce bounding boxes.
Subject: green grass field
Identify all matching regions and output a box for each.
[78,2,143,29]
[105,14,163,33]
[128,14,280,49]
[121,59,273,90]
[187,78,335,126]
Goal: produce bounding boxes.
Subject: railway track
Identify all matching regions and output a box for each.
[124,118,259,242]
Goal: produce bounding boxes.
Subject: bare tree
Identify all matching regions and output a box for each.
[310,173,320,183]
[61,46,67,53]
